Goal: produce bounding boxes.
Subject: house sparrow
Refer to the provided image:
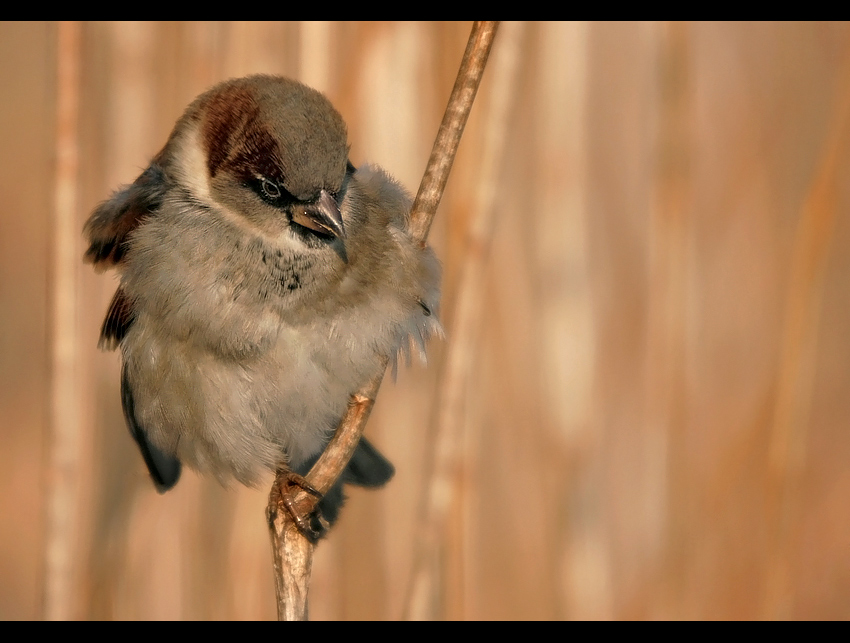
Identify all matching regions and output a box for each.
[84,75,441,534]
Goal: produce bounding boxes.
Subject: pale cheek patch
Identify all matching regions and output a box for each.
[173,125,213,203]
[172,125,310,256]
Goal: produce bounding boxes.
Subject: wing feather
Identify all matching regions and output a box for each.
[121,363,181,492]
[83,163,168,270]
[98,287,134,351]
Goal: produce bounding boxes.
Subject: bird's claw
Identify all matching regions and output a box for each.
[277,471,328,542]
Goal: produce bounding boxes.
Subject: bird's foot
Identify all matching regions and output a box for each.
[275,470,328,542]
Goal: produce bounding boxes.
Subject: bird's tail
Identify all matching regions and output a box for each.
[342,436,395,488]
[295,436,394,527]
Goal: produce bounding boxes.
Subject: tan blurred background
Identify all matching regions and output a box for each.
[2,21,850,620]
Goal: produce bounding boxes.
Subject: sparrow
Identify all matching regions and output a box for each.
[83,75,441,535]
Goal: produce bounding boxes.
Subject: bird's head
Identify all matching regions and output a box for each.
[167,75,353,247]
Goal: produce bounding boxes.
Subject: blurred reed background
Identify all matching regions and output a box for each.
[1,21,850,620]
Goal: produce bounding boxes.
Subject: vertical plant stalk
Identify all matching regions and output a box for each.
[761,48,850,619]
[652,20,692,617]
[407,21,501,246]
[403,21,523,621]
[267,21,500,621]
[44,20,83,621]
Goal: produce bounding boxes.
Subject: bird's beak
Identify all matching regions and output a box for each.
[291,189,346,239]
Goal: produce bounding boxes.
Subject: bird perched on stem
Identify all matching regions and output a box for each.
[84,75,441,538]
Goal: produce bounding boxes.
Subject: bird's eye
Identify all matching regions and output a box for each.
[260,178,281,200]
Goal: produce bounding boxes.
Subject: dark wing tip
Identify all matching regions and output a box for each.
[121,364,181,492]
[149,456,182,493]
